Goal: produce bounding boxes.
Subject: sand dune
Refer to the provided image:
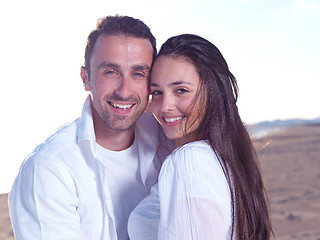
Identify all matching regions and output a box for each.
[0,194,13,240]
[1,124,319,239]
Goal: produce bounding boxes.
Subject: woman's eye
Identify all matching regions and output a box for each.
[151,90,162,96]
[176,88,189,94]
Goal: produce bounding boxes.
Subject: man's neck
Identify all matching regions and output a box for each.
[92,112,135,151]
[95,127,135,151]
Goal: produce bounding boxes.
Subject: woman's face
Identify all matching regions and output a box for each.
[150,56,205,147]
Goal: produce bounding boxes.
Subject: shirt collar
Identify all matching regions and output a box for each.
[77,96,159,184]
[77,96,97,154]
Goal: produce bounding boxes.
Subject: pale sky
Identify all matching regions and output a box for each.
[0,0,319,193]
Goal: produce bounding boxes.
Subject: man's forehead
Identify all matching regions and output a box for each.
[92,35,152,55]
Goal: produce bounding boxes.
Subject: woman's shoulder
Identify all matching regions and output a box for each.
[161,140,220,175]
[171,140,214,160]
[159,140,230,201]
[173,140,212,154]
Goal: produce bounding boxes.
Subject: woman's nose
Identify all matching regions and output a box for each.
[160,94,175,113]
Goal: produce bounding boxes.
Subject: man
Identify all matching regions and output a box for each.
[9,15,168,240]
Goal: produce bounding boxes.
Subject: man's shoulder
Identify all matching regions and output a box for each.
[11,118,82,188]
[31,118,81,162]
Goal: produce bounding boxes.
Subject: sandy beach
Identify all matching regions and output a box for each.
[1,123,320,240]
[257,124,320,240]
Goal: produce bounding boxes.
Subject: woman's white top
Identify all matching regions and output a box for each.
[128,140,232,240]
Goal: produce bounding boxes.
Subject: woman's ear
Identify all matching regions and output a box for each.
[80,66,90,91]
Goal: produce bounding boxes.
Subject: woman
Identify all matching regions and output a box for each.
[128,34,272,239]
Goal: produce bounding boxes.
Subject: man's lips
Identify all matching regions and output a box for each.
[108,101,135,110]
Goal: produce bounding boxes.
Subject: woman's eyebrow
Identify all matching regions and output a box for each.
[168,81,192,86]
[150,81,193,87]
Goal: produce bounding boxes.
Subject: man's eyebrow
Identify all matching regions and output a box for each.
[132,64,150,71]
[97,61,120,70]
[96,62,150,72]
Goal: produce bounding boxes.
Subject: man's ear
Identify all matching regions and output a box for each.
[80,66,90,91]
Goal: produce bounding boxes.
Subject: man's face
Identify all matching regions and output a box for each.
[82,35,153,132]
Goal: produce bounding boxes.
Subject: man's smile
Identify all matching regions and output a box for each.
[108,101,135,110]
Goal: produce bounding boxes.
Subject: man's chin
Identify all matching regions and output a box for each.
[105,118,137,132]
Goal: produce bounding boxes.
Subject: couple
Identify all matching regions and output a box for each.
[9,15,272,239]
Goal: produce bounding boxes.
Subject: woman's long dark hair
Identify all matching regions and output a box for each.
[157,34,272,239]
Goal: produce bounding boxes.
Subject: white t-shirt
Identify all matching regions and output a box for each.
[128,140,233,240]
[96,138,146,240]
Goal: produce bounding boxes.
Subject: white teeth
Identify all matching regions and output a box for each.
[164,117,182,123]
[111,103,133,110]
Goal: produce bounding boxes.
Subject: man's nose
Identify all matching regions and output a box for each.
[115,76,133,99]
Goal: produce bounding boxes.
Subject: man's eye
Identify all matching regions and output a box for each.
[133,72,145,77]
[104,70,117,75]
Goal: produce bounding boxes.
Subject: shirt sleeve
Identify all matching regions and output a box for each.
[157,144,232,240]
[9,153,85,240]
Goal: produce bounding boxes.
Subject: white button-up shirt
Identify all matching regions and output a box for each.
[9,97,165,240]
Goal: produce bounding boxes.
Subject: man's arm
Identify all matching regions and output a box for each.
[9,154,85,240]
